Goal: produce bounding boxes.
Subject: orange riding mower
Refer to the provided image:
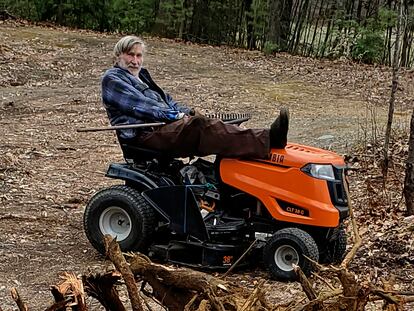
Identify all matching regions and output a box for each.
[82,113,349,281]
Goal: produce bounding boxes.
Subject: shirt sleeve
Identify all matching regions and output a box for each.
[165,93,191,114]
[102,73,183,122]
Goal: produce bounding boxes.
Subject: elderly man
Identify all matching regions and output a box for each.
[101,35,289,159]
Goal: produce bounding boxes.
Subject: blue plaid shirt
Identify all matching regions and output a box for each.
[102,66,191,139]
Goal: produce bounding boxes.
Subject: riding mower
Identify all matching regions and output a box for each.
[83,113,349,281]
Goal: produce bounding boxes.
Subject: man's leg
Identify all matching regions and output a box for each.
[270,107,289,148]
[138,116,270,158]
[137,109,289,159]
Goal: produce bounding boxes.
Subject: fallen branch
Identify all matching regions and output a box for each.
[240,279,265,311]
[293,264,324,310]
[340,171,362,269]
[293,288,342,311]
[51,272,87,311]
[10,288,28,311]
[104,235,144,311]
[82,272,126,311]
[127,252,228,294]
[44,297,72,311]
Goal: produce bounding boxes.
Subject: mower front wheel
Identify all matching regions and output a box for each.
[263,228,319,281]
[320,224,347,264]
[83,185,156,254]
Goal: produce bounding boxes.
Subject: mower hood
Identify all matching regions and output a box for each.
[267,143,346,168]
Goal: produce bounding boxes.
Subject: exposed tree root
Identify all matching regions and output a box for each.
[82,271,126,311]
[10,288,28,311]
[104,235,145,311]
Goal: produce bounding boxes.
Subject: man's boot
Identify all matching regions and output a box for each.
[270,107,289,149]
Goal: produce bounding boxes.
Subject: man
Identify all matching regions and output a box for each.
[102,35,289,159]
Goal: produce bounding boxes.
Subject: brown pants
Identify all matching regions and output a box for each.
[136,116,270,159]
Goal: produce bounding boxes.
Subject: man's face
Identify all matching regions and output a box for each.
[118,44,144,77]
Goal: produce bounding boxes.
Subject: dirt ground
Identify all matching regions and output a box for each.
[0,20,413,310]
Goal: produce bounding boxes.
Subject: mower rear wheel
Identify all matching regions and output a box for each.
[84,185,156,254]
[263,228,319,281]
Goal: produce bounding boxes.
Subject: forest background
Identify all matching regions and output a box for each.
[3,0,414,67]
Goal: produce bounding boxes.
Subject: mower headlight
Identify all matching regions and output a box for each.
[301,164,336,181]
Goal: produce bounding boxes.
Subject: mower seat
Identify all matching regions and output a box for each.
[205,216,248,242]
[116,130,172,164]
[120,143,167,162]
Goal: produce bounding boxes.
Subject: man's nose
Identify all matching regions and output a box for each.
[132,56,140,63]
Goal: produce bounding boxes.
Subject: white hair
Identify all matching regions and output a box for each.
[113,35,146,57]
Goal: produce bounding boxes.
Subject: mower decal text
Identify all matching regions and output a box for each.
[282,205,309,217]
[287,206,305,216]
[270,153,284,164]
[223,256,233,265]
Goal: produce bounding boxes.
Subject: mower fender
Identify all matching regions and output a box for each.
[105,163,158,189]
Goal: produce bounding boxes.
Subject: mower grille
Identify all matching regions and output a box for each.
[327,167,349,219]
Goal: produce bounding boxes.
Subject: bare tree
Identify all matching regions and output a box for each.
[404,108,414,215]
[267,0,293,51]
[383,0,403,181]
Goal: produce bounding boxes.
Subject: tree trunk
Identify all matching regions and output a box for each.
[267,0,292,51]
[320,18,332,57]
[245,0,256,49]
[189,0,209,43]
[356,0,363,23]
[383,0,403,180]
[308,0,325,56]
[404,108,414,215]
[303,0,320,55]
[294,0,310,53]
[400,0,410,67]
[178,0,190,39]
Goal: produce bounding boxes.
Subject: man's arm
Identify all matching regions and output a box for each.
[165,93,192,115]
[102,73,184,122]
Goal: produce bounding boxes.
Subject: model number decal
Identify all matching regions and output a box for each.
[280,203,310,217]
[270,153,284,164]
[286,206,306,216]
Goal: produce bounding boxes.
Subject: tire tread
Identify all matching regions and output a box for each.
[263,227,319,281]
[83,185,155,253]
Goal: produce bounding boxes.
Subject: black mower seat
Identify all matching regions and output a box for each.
[205,217,248,242]
[120,143,171,163]
[206,219,246,232]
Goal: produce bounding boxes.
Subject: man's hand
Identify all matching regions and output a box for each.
[189,108,203,117]
[165,111,185,121]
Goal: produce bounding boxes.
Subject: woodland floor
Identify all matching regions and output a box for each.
[0,20,413,310]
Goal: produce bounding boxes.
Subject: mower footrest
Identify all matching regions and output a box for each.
[207,219,248,242]
[151,241,249,269]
